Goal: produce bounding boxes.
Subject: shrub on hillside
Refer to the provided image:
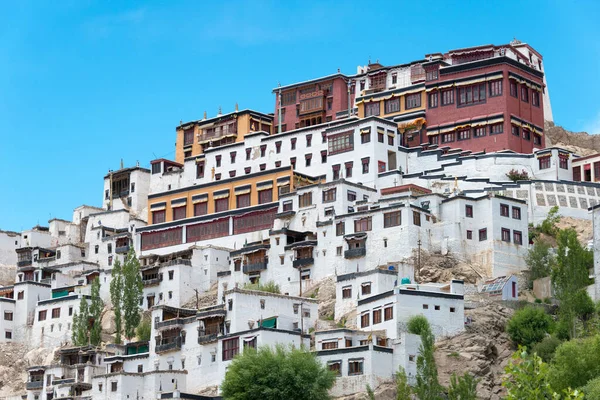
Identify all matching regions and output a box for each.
[531,336,561,362]
[506,306,553,348]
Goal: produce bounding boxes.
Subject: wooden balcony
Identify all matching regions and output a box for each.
[198,326,222,344]
[155,318,187,331]
[155,337,182,353]
[344,248,366,259]
[243,261,267,274]
[293,257,314,268]
[115,245,130,254]
[26,381,43,390]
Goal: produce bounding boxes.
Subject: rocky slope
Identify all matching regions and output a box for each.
[545,122,598,156]
[435,302,514,400]
[0,343,57,398]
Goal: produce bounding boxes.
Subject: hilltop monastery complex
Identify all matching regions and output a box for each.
[1,39,600,400]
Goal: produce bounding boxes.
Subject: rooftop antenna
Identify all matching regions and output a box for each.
[203,111,207,120]
[217,106,222,116]
[120,159,124,169]
[235,102,239,112]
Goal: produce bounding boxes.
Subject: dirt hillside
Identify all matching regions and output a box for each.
[545,122,599,156]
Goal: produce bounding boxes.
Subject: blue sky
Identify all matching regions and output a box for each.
[1,0,599,232]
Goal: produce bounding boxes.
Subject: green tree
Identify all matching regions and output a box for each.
[447,372,478,400]
[395,367,412,400]
[89,278,104,345]
[503,347,549,399]
[122,249,143,339]
[583,376,600,399]
[506,306,553,348]
[531,336,561,362]
[548,335,600,393]
[221,345,335,400]
[109,258,124,344]
[411,316,443,400]
[540,206,561,236]
[135,316,152,342]
[407,315,430,336]
[552,228,594,339]
[525,240,555,284]
[72,295,89,346]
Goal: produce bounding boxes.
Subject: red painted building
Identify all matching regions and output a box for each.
[272,74,354,133]
[422,44,546,154]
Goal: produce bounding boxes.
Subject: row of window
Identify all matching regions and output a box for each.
[431,123,542,146]
[465,204,521,219]
[360,305,394,327]
[427,79,540,109]
[465,227,522,244]
[198,127,395,180]
[38,306,73,321]
[511,125,543,145]
[364,93,422,117]
[328,358,365,376]
[341,282,372,299]
[152,189,276,224]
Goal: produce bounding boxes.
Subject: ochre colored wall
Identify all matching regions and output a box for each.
[147,169,292,224]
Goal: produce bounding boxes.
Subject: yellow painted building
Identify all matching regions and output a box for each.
[175,108,274,164]
[147,167,294,225]
[355,84,426,121]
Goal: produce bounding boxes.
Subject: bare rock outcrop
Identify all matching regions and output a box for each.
[435,303,514,400]
[545,121,599,156]
[414,251,485,284]
[0,343,57,398]
[0,264,16,286]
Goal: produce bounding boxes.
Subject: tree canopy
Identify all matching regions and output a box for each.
[221,345,335,400]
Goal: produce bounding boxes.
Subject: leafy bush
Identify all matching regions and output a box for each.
[221,345,335,400]
[504,347,584,400]
[448,372,478,400]
[396,367,411,400]
[407,315,430,336]
[540,206,561,237]
[582,376,600,399]
[525,240,555,282]
[549,335,600,393]
[535,298,542,304]
[531,336,561,362]
[135,316,152,342]
[243,280,281,294]
[506,306,553,348]
[506,168,530,182]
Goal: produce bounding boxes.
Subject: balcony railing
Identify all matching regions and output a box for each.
[52,378,75,385]
[112,190,129,199]
[115,245,130,254]
[293,258,314,268]
[26,381,43,390]
[155,318,186,330]
[156,337,182,353]
[243,261,267,274]
[198,325,222,344]
[344,248,366,259]
[17,260,32,268]
[143,278,160,287]
[198,129,238,143]
[160,258,192,268]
